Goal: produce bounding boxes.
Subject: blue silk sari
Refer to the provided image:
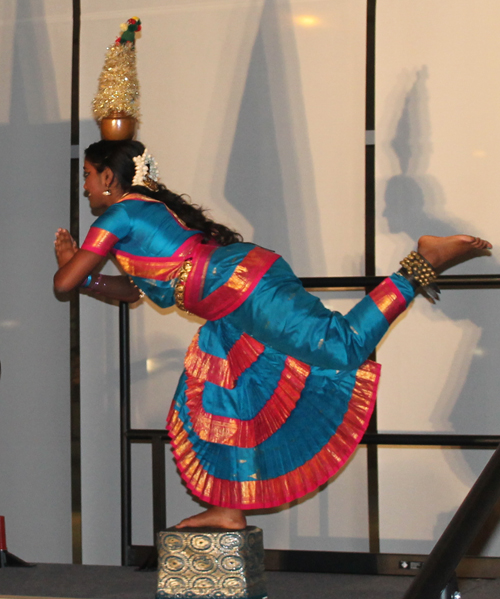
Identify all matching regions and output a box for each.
[82,194,415,509]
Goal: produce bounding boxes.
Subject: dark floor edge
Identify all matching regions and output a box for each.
[124,545,500,578]
[264,549,500,578]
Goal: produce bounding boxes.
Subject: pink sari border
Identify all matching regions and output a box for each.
[185,355,310,447]
[81,227,119,256]
[184,330,265,389]
[166,359,381,509]
[369,278,407,324]
[112,234,203,265]
[184,246,280,321]
[184,243,219,307]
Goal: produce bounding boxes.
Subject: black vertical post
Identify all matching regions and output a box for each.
[70,0,82,565]
[365,0,380,554]
[119,302,132,565]
[365,0,377,276]
[152,436,167,536]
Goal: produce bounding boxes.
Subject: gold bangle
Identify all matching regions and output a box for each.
[174,260,193,312]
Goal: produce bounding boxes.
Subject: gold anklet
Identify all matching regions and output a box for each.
[400,251,437,287]
[399,251,440,301]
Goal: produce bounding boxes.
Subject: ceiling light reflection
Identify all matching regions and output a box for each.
[146,358,161,373]
[295,15,321,28]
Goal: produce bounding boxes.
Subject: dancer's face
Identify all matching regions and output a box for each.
[83,159,114,211]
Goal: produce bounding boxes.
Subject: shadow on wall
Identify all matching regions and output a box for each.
[381,67,500,555]
[0,0,72,562]
[222,0,325,274]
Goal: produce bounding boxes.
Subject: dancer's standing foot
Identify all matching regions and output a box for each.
[175,506,246,530]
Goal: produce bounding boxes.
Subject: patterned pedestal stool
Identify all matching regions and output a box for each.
[156,526,267,599]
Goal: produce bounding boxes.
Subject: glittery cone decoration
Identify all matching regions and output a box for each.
[92,17,142,140]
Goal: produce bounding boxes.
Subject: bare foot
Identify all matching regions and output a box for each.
[417,235,492,272]
[175,506,246,530]
[54,228,78,267]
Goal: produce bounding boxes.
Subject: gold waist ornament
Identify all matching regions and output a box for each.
[174,259,193,312]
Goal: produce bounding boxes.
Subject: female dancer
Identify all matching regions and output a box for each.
[54,139,491,530]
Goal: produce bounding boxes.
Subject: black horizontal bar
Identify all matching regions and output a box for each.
[300,274,500,290]
[362,433,500,448]
[125,429,500,449]
[436,274,500,288]
[126,429,170,441]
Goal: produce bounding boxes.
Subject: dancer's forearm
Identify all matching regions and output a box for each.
[81,274,142,303]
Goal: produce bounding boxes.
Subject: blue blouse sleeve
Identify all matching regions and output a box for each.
[91,203,132,239]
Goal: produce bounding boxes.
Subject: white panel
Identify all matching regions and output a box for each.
[379,448,500,557]
[0,0,72,563]
[10,0,71,124]
[378,290,500,436]
[137,0,365,276]
[376,0,500,272]
[79,282,122,565]
[129,307,204,430]
[0,1,16,124]
[131,444,154,546]
[376,0,500,558]
[246,447,369,551]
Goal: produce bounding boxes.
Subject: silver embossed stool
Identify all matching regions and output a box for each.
[156,526,267,599]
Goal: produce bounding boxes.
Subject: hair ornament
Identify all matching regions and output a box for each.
[133,149,160,191]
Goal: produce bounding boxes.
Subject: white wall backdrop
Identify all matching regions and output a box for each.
[78,0,500,565]
[79,0,368,564]
[0,0,73,563]
[1,0,497,566]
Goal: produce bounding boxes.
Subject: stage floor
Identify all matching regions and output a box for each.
[1,564,500,599]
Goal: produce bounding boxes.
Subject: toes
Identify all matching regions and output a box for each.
[471,237,492,250]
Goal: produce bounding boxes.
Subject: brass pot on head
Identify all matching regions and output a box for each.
[100,111,137,140]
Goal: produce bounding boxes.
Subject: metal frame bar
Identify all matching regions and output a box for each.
[118,274,500,567]
[114,0,500,579]
[365,1,380,553]
[119,302,132,566]
[70,0,82,565]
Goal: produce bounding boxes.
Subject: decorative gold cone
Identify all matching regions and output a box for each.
[100,111,137,140]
